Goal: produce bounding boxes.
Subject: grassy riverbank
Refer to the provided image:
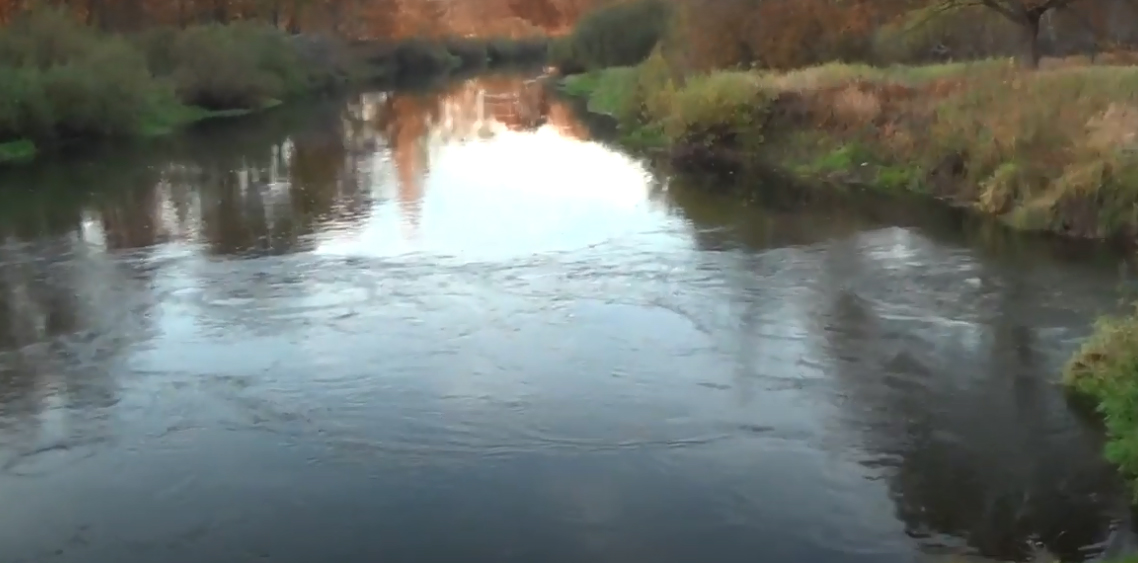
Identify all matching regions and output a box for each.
[0,8,548,166]
[560,55,1138,241]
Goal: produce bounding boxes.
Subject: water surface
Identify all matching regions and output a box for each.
[0,73,1134,563]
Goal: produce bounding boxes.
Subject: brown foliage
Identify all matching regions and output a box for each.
[0,0,611,40]
[657,0,1132,73]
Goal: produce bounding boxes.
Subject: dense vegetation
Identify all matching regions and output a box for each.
[0,0,619,164]
[558,0,1138,241]
[548,0,670,73]
[554,0,1138,502]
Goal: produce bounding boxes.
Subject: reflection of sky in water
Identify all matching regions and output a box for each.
[315,126,677,260]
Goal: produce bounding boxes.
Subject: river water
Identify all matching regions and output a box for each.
[0,72,1135,563]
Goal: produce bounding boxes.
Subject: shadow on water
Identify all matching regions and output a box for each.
[0,70,1135,563]
[662,170,1138,561]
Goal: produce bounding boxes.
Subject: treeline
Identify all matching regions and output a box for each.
[0,0,615,38]
[552,0,1137,74]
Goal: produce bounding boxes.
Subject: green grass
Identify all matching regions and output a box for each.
[0,139,36,164]
[1064,308,1138,500]
[137,98,283,137]
[560,67,640,117]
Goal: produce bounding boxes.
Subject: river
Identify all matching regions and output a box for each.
[0,71,1135,563]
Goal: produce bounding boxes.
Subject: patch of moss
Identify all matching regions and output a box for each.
[809,144,871,172]
[876,165,921,191]
[0,139,36,164]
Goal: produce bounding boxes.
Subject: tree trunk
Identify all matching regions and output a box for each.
[1019,15,1042,69]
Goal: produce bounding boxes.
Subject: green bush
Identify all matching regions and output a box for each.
[554,0,670,72]
[38,39,173,137]
[663,71,772,147]
[0,7,175,142]
[151,22,321,110]
[1064,307,1138,499]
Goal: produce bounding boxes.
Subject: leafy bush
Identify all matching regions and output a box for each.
[149,22,321,110]
[663,71,772,147]
[0,7,175,142]
[553,0,669,72]
[1065,307,1138,499]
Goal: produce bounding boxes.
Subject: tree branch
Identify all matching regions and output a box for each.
[978,0,1026,22]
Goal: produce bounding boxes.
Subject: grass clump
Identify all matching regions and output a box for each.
[1064,307,1138,499]
[661,71,772,148]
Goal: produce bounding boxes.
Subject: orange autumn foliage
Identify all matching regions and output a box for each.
[0,0,612,39]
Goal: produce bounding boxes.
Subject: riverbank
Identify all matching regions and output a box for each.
[0,8,548,166]
[559,55,1138,243]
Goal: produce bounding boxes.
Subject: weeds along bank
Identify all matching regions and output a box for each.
[563,55,1138,242]
[553,0,1138,243]
[0,8,549,165]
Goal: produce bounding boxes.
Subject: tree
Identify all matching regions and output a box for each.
[934,0,1088,68]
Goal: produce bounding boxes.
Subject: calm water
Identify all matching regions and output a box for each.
[0,73,1136,563]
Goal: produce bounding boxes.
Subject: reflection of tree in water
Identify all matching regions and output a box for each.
[653,174,1127,560]
[194,114,376,257]
[0,231,156,464]
[661,171,880,252]
[375,92,440,239]
[809,233,1121,562]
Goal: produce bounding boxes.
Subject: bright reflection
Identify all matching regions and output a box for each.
[314,78,665,261]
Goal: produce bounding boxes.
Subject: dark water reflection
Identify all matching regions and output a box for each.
[0,72,1134,563]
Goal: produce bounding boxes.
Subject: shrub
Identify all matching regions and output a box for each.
[38,38,173,138]
[0,6,175,142]
[1064,308,1138,498]
[148,22,328,110]
[663,71,772,147]
[554,0,669,71]
[0,67,50,141]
